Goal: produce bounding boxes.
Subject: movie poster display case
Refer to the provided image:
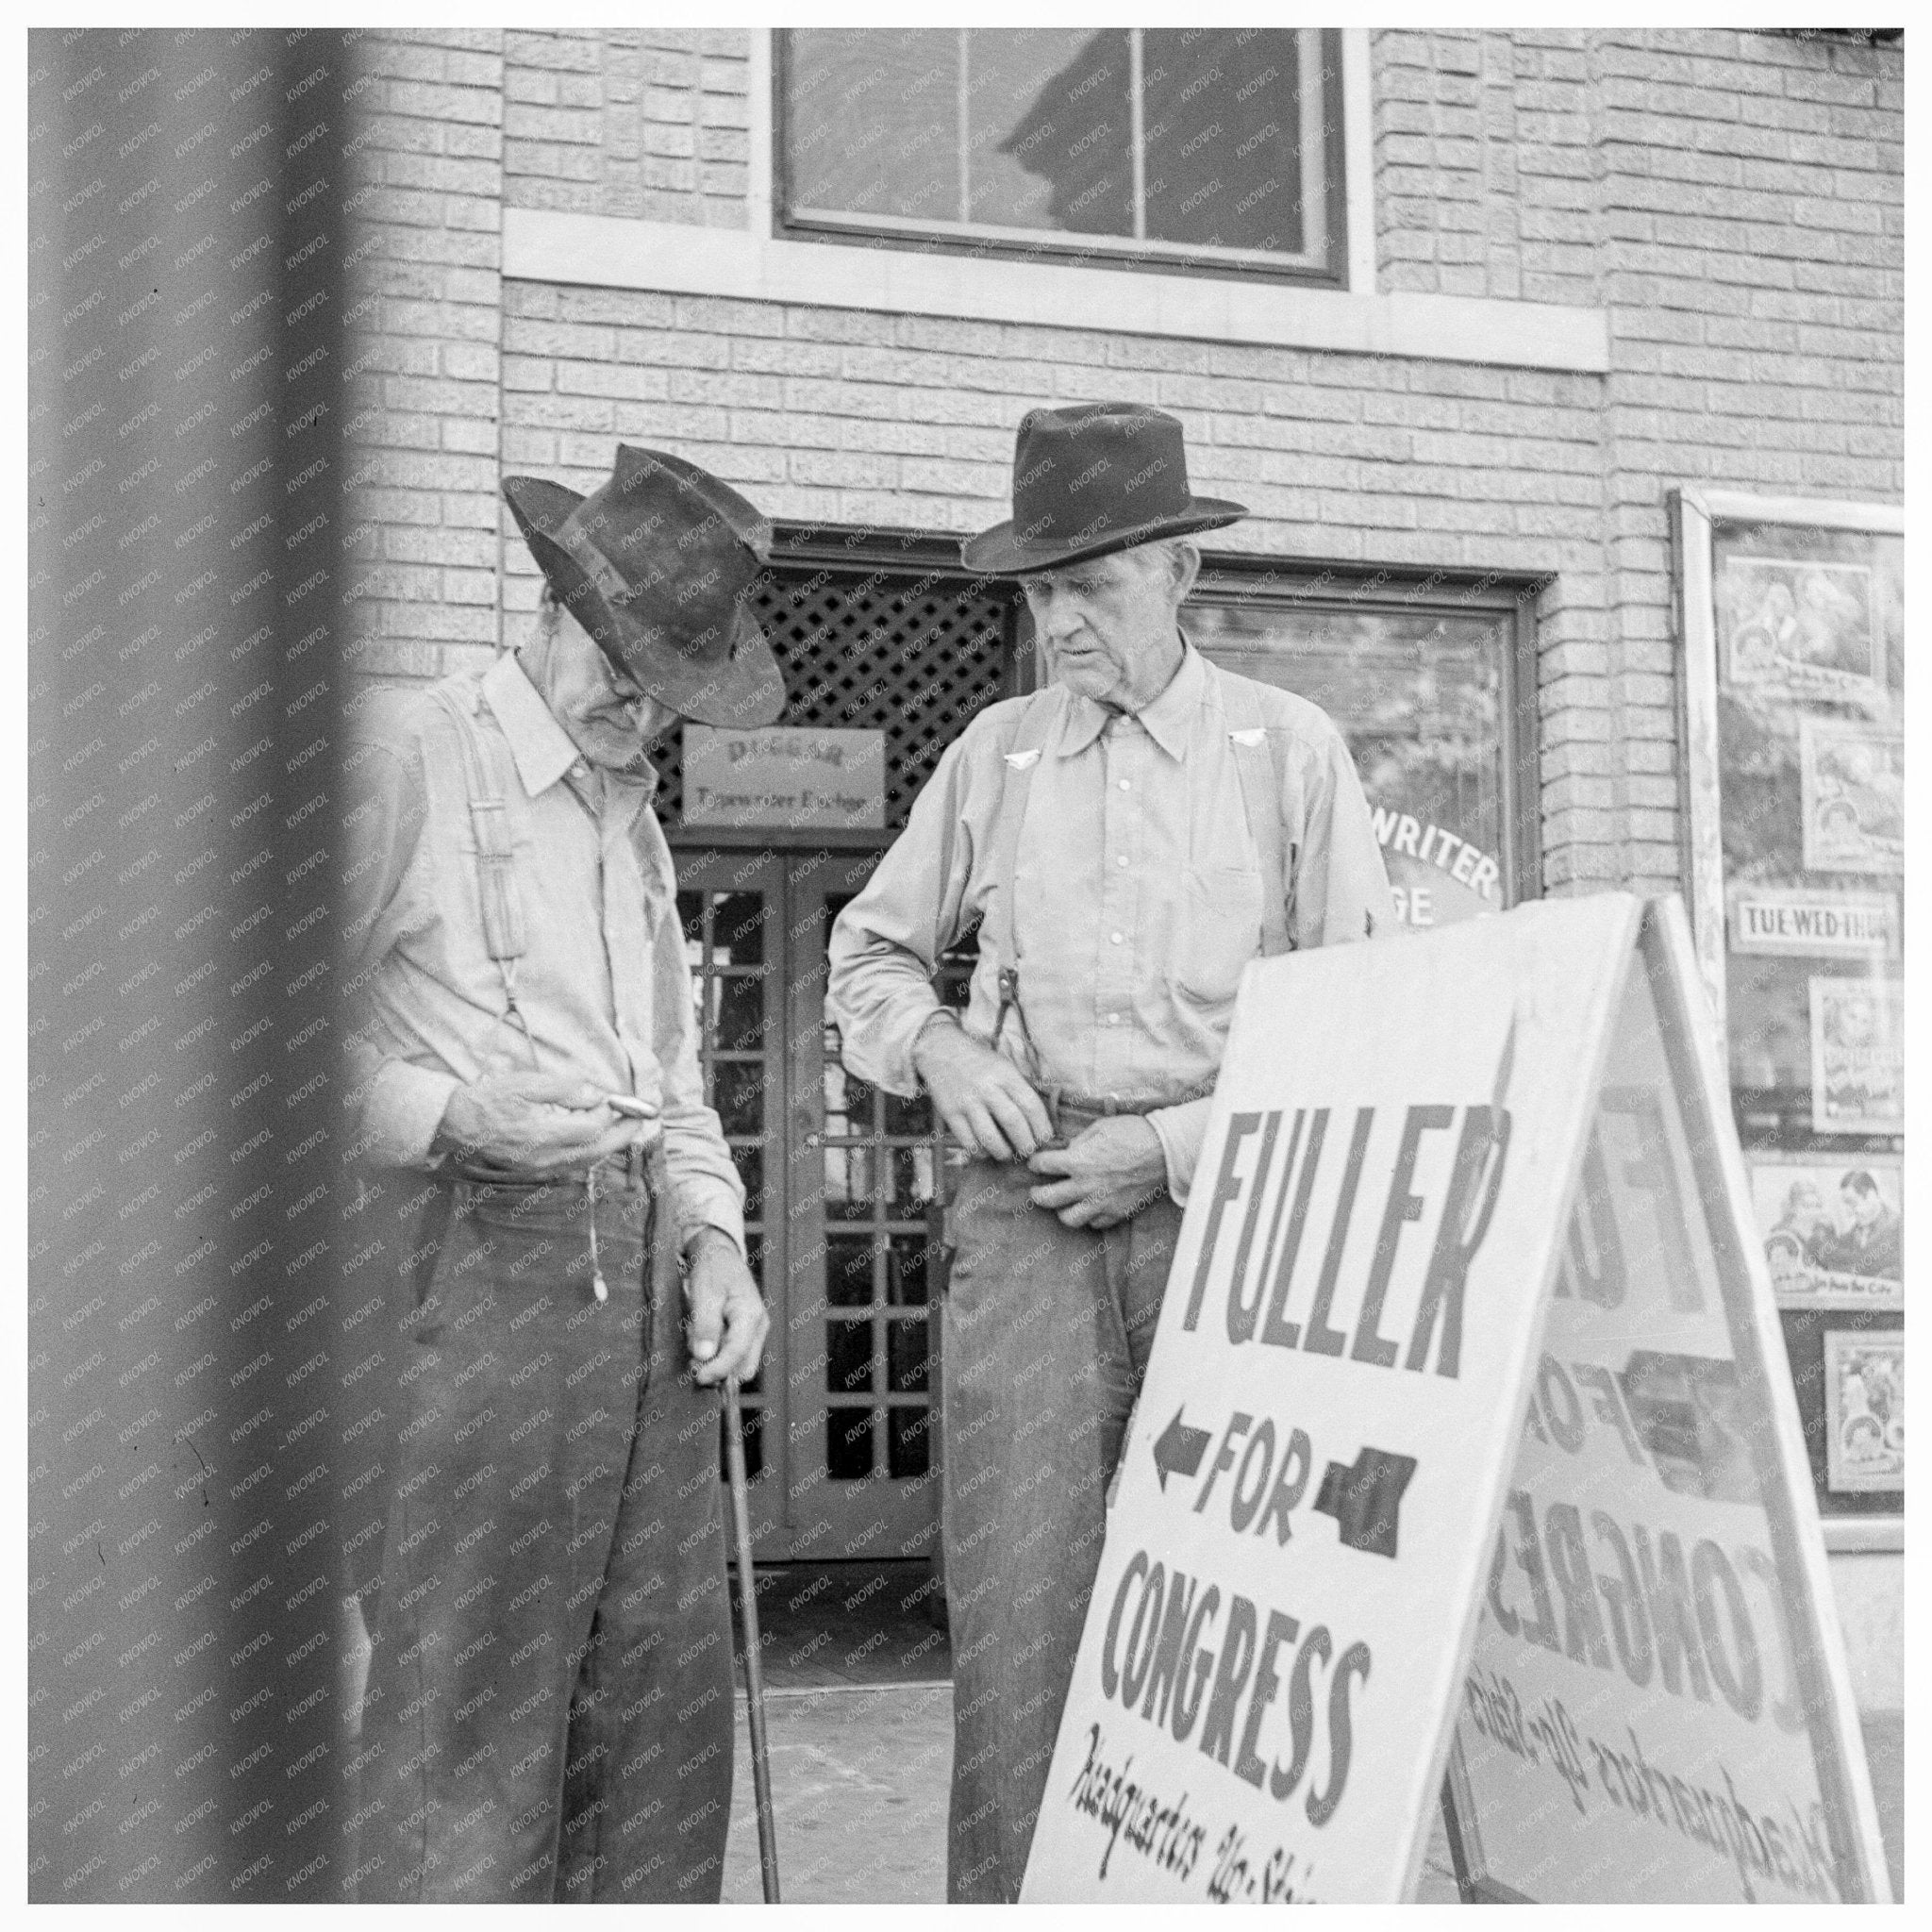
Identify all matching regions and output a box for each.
[1673,489,1904,1546]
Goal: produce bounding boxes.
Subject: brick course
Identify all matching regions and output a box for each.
[343,27,1900,901]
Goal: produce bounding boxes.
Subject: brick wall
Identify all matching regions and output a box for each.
[342,27,1902,900]
[502,28,749,225]
[342,29,506,682]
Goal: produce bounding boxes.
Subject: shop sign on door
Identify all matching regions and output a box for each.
[683,725,885,830]
[1020,896,1889,1905]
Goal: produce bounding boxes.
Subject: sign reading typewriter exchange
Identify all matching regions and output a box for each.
[681,724,884,829]
[1019,896,1889,1905]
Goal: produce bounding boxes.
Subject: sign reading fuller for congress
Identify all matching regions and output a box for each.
[1019,895,1888,1904]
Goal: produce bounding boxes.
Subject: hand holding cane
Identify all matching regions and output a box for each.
[723,1375,780,1902]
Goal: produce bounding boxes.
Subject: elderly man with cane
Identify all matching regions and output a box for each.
[828,402,1397,1902]
[342,445,775,1902]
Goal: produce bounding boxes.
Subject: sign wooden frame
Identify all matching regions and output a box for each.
[1441,900,1888,1903]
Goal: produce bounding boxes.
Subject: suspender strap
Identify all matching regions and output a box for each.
[429,681,537,1062]
[1223,677,1295,958]
[986,688,1063,1074]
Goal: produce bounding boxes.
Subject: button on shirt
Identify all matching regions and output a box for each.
[341,654,745,1249]
[825,644,1395,1201]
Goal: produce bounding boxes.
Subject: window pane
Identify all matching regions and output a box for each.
[1188,599,1507,932]
[709,973,763,1053]
[708,891,765,966]
[1143,29,1305,253]
[827,1318,875,1395]
[711,1060,766,1139]
[887,1318,928,1394]
[826,1235,875,1308]
[785,29,960,225]
[824,1144,876,1221]
[965,29,1133,239]
[826,1407,874,1479]
[887,1405,930,1479]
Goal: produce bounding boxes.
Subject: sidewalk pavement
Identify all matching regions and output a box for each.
[720,1682,1465,1905]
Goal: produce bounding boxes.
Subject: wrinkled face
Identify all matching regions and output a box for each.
[1018,544,1186,712]
[528,600,679,770]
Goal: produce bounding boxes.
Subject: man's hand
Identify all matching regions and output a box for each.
[683,1228,769,1386]
[913,1014,1054,1162]
[1027,1115,1168,1229]
[435,1071,642,1174]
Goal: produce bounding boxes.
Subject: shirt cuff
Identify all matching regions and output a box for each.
[361,1060,463,1171]
[1147,1097,1214,1208]
[853,991,946,1100]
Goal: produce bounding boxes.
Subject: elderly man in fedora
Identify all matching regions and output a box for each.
[341,445,778,1902]
[828,401,1396,1901]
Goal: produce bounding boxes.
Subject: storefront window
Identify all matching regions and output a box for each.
[1182,577,1531,927]
[1675,491,1903,1530]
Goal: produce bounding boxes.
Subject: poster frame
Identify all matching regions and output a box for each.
[1669,485,1903,1554]
[1439,897,1891,1906]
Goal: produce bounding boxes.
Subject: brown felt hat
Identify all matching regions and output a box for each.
[503,444,785,728]
[961,401,1247,575]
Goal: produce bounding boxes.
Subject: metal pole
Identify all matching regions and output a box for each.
[723,1377,781,1902]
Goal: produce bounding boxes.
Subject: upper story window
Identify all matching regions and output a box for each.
[775,28,1344,285]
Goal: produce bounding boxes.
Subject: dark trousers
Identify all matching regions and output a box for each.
[941,1153,1183,1903]
[353,1164,734,1902]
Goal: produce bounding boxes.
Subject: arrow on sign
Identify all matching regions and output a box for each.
[1153,1407,1211,1491]
[1313,1445,1419,1559]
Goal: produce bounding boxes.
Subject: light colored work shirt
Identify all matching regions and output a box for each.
[341,652,745,1251]
[826,642,1395,1201]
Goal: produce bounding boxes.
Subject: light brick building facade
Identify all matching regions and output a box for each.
[333,25,1902,1693]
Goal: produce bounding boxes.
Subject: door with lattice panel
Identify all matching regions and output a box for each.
[677,849,973,1560]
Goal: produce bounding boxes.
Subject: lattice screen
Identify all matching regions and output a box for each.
[651,567,1015,825]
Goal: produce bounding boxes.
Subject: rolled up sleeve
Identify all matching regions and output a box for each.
[649,895,748,1257]
[827,734,979,1098]
[341,735,458,1171]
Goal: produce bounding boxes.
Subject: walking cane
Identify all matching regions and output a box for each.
[723,1375,781,1902]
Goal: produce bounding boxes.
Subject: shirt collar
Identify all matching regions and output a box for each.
[483,652,581,797]
[1057,632,1205,762]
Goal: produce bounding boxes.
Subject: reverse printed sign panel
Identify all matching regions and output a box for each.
[682,725,885,829]
[1020,893,1644,1904]
[1447,903,1890,1902]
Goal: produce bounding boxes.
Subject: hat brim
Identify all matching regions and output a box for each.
[505,475,786,728]
[960,498,1249,576]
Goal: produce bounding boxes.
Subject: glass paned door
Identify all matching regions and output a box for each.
[676,853,788,1553]
[675,848,961,1560]
[789,854,948,1560]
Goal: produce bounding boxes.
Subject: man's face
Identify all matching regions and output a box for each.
[535,604,679,771]
[1019,545,1182,712]
[1843,1184,1882,1228]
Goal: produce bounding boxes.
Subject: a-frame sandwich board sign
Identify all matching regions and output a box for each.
[1018,892,1890,1905]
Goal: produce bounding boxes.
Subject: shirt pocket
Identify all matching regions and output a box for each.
[1170,866,1265,1007]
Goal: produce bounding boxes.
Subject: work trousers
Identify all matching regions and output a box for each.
[353,1163,734,1902]
[941,1151,1183,1903]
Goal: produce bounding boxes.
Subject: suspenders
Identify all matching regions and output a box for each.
[428,680,541,1068]
[982,668,1297,1074]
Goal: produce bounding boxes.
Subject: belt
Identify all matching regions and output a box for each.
[1041,1083,1216,1148]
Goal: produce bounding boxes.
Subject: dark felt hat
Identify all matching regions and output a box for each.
[960,401,1247,575]
[502,444,785,728]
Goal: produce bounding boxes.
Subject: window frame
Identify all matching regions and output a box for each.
[1185,550,1545,911]
[771,26,1349,289]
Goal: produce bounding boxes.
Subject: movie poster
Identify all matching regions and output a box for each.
[1809,976,1904,1134]
[1800,717,1905,875]
[1718,556,1884,706]
[1824,1331,1905,1494]
[1748,1152,1903,1309]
